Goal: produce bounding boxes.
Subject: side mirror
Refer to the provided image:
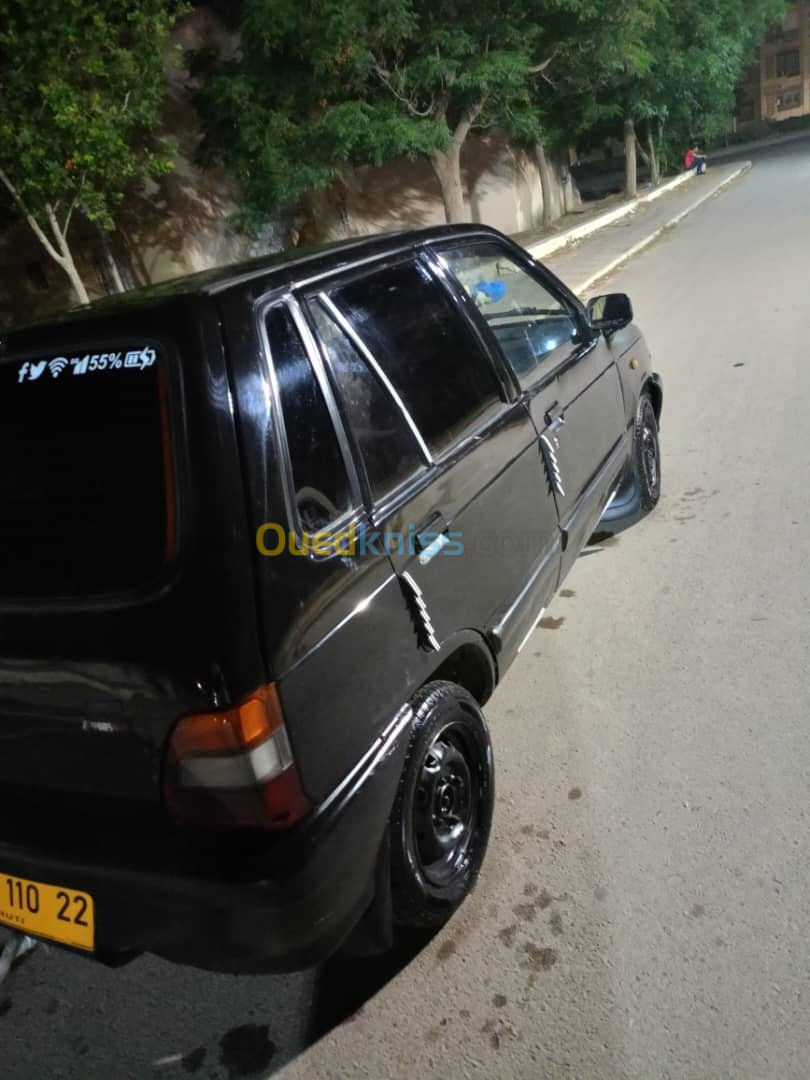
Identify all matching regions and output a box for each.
[586,293,633,334]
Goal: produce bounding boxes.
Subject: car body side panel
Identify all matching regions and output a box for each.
[382,405,560,648]
[608,325,659,424]
[217,283,436,804]
[553,343,629,578]
[274,566,424,803]
[595,329,663,537]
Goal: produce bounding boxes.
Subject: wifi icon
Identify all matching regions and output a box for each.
[48,357,69,379]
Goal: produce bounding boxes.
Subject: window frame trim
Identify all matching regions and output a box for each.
[776,47,801,78]
[418,247,520,404]
[316,292,434,466]
[257,292,362,546]
[297,249,519,525]
[299,290,429,514]
[312,252,512,463]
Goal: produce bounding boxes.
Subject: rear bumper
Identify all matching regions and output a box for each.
[0,705,412,973]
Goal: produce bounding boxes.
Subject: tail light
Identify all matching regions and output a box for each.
[164,684,311,830]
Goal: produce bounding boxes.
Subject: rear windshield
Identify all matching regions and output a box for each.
[0,343,174,599]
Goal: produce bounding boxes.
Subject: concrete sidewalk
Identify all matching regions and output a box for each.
[532,160,751,297]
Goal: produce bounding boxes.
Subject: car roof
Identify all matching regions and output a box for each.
[201,223,505,296]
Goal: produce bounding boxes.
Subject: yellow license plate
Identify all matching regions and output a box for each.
[0,873,94,951]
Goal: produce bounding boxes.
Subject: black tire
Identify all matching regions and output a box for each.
[389,681,494,930]
[634,394,661,512]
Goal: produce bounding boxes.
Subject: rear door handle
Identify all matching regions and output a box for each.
[415,510,448,551]
[415,511,451,565]
[545,400,564,426]
[545,400,566,436]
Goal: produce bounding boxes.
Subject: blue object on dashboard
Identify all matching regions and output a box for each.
[474,280,507,303]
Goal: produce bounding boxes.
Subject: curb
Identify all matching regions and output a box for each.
[525,171,697,262]
[570,161,752,296]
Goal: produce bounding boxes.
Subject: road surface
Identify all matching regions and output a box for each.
[2,139,809,1080]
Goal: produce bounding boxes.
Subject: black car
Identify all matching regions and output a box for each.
[0,225,662,972]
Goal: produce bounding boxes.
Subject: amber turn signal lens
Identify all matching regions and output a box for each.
[169,684,284,759]
[164,683,311,831]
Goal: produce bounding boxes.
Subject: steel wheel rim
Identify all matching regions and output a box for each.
[641,409,660,497]
[412,724,479,889]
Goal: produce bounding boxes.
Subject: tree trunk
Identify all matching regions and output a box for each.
[43,204,90,305]
[431,146,469,224]
[557,148,581,214]
[98,226,126,293]
[0,170,90,305]
[59,254,91,306]
[624,117,638,199]
[119,227,151,287]
[534,141,556,228]
[635,136,650,168]
[646,121,661,185]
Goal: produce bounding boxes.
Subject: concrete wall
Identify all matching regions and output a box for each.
[298,135,580,247]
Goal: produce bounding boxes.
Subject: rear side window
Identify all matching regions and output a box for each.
[0,343,173,598]
[267,304,353,533]
[328,260,502,457]
[308,300,425,502]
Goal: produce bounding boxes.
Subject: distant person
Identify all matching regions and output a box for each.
[684,146,707,175]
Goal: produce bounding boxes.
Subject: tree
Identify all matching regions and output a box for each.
[661,0,788,150]
[594,0,788,197]
[502,0,662,218]
[200,0,598,227]
[0,0,183,305]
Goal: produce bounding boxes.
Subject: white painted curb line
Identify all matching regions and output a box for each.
[571,161,752,296]
[525,171,697,262]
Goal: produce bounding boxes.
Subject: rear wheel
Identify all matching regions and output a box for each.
[635,394,661,512]
[389,681,494,929]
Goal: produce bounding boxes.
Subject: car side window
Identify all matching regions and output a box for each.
[440,242,581,390]
[308,298,426,503]
[326,259,503,458]
[266,303,353,534]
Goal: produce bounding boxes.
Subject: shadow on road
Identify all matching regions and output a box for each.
[308,930,435,1044]
[0,926,434,1078]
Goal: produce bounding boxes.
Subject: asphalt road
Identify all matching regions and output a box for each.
[3,139,810,1079]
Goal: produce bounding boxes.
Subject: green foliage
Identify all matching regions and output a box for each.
[202,0,782,219]
[506,0,664,151]
[0,0,787,251]
[198,0,603,222]
[0,0,185,232]
[574,0,789,161]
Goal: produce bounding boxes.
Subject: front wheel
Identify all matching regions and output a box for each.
[634,394,661,512]
[389,681,494,929]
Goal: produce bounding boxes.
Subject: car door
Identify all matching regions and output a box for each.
[307,253,561,669]
[223,292,427,803]
[437,238,627,581]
